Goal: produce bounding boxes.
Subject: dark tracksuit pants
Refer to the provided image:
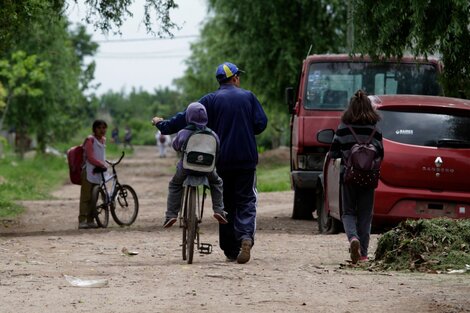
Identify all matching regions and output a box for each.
[341,183,375,257]
[217,169,257,259]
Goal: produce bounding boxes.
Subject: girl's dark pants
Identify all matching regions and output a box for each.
[341,183,375,257]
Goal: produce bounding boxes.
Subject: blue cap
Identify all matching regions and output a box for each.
[215,62,244,82]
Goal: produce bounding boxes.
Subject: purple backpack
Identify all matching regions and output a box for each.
[343,125,381,188]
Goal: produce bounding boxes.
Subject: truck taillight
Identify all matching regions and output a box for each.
[297,154,325,170]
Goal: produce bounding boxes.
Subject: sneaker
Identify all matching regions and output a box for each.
[350,237,361,264]
[78,222,89,229]
[87,221,99,229]
[237,239,252,264]
[163,217,177,228]
[359,256,368,262]
[213,211,228,224]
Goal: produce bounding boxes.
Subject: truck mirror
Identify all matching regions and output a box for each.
[285,87,295,113]
[317,129,335,144]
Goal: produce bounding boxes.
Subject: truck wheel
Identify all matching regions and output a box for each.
[292,186,314,220]
[317,188,342,234]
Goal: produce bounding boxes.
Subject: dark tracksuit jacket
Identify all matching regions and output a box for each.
[157,84,267,170]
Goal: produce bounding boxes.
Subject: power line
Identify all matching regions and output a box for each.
[99,48,184,55]
[95,54,189,59]
[95,34,199,43]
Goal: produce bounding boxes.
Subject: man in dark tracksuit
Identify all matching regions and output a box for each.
[152,62,268,263]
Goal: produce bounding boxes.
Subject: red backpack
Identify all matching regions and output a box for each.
[67,137,91,185]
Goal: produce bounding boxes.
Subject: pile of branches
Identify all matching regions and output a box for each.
[373,218,470,272]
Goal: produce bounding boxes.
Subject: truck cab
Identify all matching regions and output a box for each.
[286,54,442,219]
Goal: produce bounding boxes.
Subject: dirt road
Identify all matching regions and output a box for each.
[1,146,469,313]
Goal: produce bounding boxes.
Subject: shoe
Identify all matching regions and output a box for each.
[350,238,361,264]
[163,217,177,228]
[213,211,228,224]
[87,221,99,229]
[237,239,252,264]
[78,222,89,229]
[359,256,368,262]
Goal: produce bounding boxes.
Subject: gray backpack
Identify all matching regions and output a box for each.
[343,125,381,188]
[182,126,218,173]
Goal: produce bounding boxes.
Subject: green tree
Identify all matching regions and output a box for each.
[0,0,184,151]
[0,84,6,110]
[0,51,50,154]
[0,51,49,127]
[351,0,470,98]
[69,25,99,94]
[76,0,179,36]
[176,0,348,148]
[0,1,64,54]
[0,3,98,155]
[0,0,179,53]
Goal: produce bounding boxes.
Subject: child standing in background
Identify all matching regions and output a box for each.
[79,120,108,229]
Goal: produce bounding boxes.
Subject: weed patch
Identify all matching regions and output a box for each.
[372,218,470,273]
[0,200,24,218]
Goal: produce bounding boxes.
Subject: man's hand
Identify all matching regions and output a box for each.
[151,116,163,126]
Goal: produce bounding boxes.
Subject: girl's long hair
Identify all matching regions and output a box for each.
[341,90,381,125]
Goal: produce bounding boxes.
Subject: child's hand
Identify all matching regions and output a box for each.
[333,158,341,170]
[151,117,163,126]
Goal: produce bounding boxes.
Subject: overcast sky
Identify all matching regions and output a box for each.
[66,0,207,95]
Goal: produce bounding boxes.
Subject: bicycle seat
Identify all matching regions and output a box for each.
[183,175,209,187]
[93,167,107,174]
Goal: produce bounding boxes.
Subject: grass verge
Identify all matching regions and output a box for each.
[257,163,290,192]
[0,153,67,218]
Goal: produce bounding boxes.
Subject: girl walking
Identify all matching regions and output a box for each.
[328,90,384,263]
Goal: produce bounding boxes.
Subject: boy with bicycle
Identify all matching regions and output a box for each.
[79,119,108,229]
[161,102,228,228]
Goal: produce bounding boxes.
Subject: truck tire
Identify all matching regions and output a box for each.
[292,186,315,220]
[317,188,342,234]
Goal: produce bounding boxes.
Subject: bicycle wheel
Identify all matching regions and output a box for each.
[111,184,139,226]
[182,212,187,260]
[186,186,197,264]
[91,185,109,228]
[182,187,190,261]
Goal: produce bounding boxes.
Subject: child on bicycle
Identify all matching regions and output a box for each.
[162,102,228,228]
[79,119,108,229]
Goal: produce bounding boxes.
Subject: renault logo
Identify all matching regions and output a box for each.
[422,157,454,175]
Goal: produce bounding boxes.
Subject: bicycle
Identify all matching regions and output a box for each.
[91,152,139,228]
[180,175,213,264]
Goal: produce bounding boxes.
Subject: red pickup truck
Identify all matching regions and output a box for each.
[286,54,442,219]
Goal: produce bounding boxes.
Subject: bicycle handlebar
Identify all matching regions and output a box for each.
[106,151,125,167]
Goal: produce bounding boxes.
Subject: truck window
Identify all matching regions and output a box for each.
[305,62,440,110]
